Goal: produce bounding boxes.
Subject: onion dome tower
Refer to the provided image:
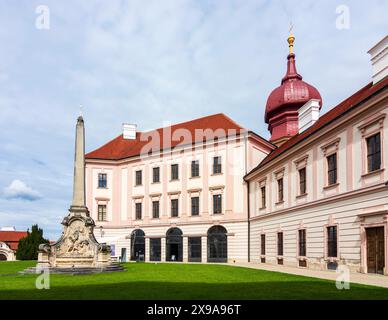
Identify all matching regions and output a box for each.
[265,33,322,146]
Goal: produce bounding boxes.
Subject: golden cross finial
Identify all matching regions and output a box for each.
[287,22,295,54]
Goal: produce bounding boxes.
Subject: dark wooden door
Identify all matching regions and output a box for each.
[366,227,385,274]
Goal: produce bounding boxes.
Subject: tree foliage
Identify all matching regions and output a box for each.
[16,225,49,260]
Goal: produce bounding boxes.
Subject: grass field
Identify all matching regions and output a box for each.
[0,261,388,300]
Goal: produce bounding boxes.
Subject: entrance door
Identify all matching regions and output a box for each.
[166,228,183,262]
[366,227,385,274]
[131,229,145,261]
[0,253,7,261]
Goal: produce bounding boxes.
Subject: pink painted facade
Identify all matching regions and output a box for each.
[247,85,388,273]
[85,35,388,275]
[85,117,274,263]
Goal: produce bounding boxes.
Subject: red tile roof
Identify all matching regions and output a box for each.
[0,231,27,251]
[247,77,388,176]
[86,113,247,160]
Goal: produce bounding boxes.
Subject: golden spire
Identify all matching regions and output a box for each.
[287,22,295,54]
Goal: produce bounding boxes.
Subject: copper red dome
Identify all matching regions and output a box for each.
[265,53,322,123]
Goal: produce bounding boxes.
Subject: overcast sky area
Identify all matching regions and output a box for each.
[0,0,386,239]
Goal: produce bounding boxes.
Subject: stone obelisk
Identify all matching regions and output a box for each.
[32,115,120,273]
[69,116,88,216]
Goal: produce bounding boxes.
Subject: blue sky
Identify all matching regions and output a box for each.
[0,0,386,240]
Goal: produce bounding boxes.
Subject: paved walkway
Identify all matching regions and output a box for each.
[230,262,388,288]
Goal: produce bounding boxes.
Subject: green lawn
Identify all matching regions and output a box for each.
[0,261,387,299]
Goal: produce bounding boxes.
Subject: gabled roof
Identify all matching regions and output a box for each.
[246,76,388,178]
[0,231,27,250]
[86,113,262,161]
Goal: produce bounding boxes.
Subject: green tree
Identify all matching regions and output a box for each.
[16,225,49,260]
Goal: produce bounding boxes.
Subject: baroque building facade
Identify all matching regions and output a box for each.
[85,35,388,275]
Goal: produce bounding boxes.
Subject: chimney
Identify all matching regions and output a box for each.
[368,35,388,84]
[0,226,16,231]
[123,123,137,140]
[298,99,321,133]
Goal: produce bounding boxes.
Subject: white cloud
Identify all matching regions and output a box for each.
[3,179,42,201]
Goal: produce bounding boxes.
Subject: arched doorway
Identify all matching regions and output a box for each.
[207,226,228,262]
[0,253,7,261]
[166,228,183,262]
[130,229,145,261]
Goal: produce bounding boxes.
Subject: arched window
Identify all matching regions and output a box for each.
[130,229,145,261]
[166,228,183,262]
[207,226,227,263]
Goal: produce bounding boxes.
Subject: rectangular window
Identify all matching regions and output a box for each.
[260,186,266,208]
[261,234,266,255]
[191,197,199,216]
[135,170,142,186]
[327,153,337,185]
[213,194,222,214]
[277,178,284,202]
[171,164,179,180]
[152,201,159,219]
[277,232,283,256]
[213,156,222,174]
[98,173,107,188]
[327,226,338,258]
[153,167,160,183]
[135,203,142,220]
[188,237,202,262]
[150,238,161,262]
[298,229,306,257]
[367,133,381,172]
[191,160,200,177]
[171,199,179,217]
[97,204,107,221]
[299,168,306,194]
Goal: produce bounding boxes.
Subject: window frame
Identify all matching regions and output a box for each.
[277,178,284,203]
[277,232,284,256]
[326,153,338,186]
[299,167,306,195]
[366,132,382,173]
[98,173,107,189]
[260,234,266,256]
[171,199,179,217]
[213,156,222,174]
[260,186,266,209]
[97,204,107,221]
[171,164,179,181]
[298,229,307,258]
[135,202,142,220]
[191,196,200,216]
[212,194,222,214]
[152,167,160,183]
[152,200,160,219]
[191,160,200,178]
[326,225,338,259]
[135,170,142,186]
